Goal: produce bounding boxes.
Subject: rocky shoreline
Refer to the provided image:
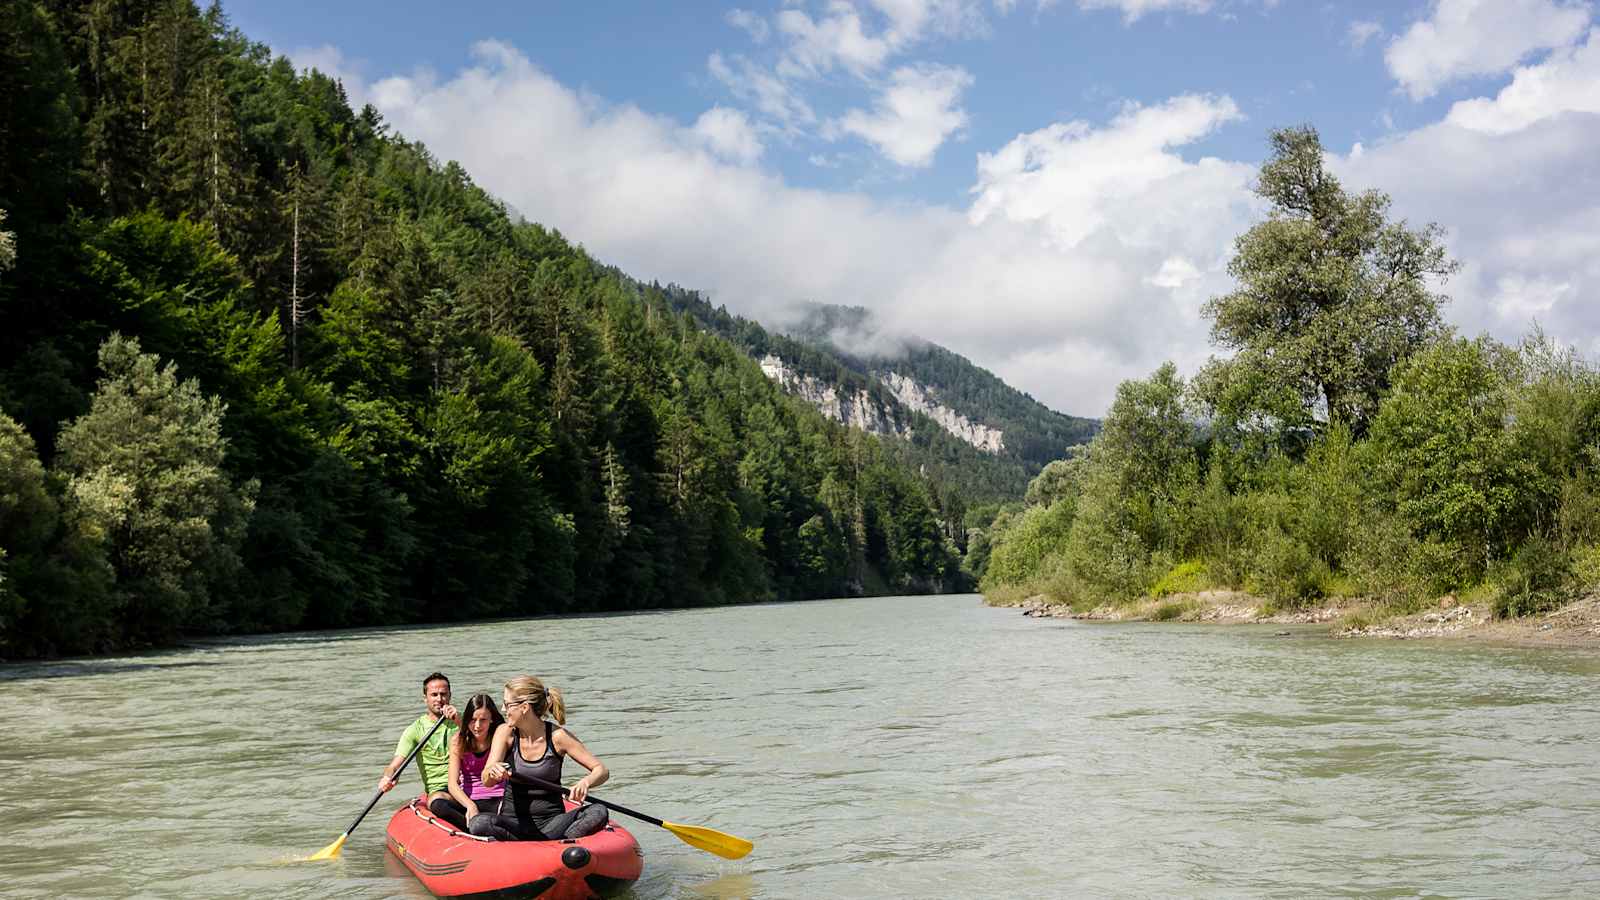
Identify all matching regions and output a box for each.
[1009,590,1600,647]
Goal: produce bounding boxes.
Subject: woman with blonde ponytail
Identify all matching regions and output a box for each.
[471,676,611,842]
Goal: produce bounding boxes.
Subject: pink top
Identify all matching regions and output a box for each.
[460,745,504,800]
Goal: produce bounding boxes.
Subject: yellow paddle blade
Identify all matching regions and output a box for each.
[661,821,753,860]
[305,833,349,861]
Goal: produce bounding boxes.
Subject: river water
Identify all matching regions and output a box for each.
[3,594,1600,898]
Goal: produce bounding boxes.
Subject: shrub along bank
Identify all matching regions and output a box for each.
[978,127,1600,628]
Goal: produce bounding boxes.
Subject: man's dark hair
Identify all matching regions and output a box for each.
[422,672,450,691]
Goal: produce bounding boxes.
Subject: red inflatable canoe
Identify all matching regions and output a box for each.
[385,798,644,898]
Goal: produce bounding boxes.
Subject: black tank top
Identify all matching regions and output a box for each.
[507,720,564,821]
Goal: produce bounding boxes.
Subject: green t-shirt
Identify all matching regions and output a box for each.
[395,713,459,794]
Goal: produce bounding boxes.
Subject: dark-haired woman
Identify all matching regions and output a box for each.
[471,675,610,841]
[427,693,506,830]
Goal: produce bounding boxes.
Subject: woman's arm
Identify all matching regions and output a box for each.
[553,727,608,804]
[480,723,513,787]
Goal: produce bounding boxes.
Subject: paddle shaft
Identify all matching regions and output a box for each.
[344,715,447,835]
[501,769,753,860]
[506,772,664,827]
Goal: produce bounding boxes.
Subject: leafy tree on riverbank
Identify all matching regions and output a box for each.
[55,335,257,645]
[980,127,1600,622]
[1198,126,1456,442]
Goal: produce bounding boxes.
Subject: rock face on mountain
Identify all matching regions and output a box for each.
[881,372,1005,454]
[757,355,1008,454]
[639,284,1098,501]
[759,355,908,438]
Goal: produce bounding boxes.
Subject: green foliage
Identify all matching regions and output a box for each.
[655,289,1091,502]
[0,3,78,238]
[1368,337,1528,582]
[980,500,1075,590]
[1057,464,1151,601]
[1492,535,1573,619]
[1571,544,1600,592]
[1293,425,1361,570]
[981,363,1198,605]
[1150,561,1213,598]
[0,408,55,650]
[0,209,15,274]
[784,302,1098,470]
[1199,126,1455,438]
[1243,523,1327,606]
[977,131,1597,623]
[1024,454,1085,509]
[796,513,849,597]
[54,335,256,644]
[0,0,969,653]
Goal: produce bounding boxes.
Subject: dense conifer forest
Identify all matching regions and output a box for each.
[0,0,969,658]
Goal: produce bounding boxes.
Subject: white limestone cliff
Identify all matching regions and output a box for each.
[758,354,1005,454]
[881,372,1005,454]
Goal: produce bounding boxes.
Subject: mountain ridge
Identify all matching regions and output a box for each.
[620,283,1098,502]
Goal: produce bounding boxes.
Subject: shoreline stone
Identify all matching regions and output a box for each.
[993,590,1600,647]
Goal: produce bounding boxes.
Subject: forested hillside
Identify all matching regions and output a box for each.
[0,0,966,659]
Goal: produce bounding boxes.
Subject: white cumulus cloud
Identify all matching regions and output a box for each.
[1333,111,1600,352]
[1446,26,1600,133]
[970,95,1247,247]
[346,43,1261,414]
[708,52,818,129]
[691,106,765,164]
[1384,0,1591,100]
[834,64,975,167]
[776,2,896,77]
[333,31,1600,415]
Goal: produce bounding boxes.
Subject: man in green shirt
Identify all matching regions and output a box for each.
[378,672,460,804]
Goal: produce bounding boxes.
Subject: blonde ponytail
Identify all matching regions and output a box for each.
[505,675,566,725]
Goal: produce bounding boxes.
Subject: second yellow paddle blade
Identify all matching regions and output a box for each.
[305,833,348,861]
[662,821,753,860]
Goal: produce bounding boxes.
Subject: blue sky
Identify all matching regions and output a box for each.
[224,0,1600,416]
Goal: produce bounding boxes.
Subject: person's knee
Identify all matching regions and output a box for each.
[566,805,608,837]
[467,814,498,837]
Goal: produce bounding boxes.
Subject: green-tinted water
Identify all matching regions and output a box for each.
[3,595,1599,898]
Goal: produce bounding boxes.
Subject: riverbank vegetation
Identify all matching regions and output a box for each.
[979,126,1600,630]
[0,0,966,659]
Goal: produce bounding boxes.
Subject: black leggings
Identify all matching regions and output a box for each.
[427,796,502,831]
[468,801,609,842]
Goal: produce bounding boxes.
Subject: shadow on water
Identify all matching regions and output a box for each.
[0,657,221,682]
[684,873,757,899]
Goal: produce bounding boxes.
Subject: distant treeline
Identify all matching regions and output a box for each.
[0,0,967,659]
[978,127,1600,621]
